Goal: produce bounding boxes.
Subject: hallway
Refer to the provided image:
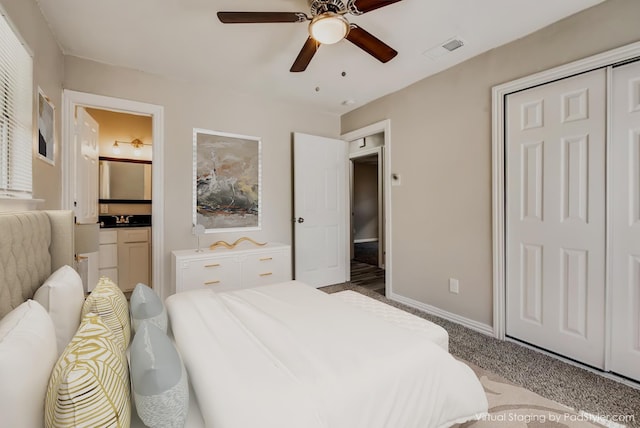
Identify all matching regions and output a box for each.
[350,260,385,295]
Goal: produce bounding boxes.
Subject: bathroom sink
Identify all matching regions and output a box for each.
[99,214,151,228]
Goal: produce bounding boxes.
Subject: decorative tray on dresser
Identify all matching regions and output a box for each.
[172,242,292,293]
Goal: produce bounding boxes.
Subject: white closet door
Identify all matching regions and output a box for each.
[611,60,640,381]
[506,69,606,368]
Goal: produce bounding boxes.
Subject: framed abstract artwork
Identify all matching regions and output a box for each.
[193,128,262,233]
[37,88,55,165]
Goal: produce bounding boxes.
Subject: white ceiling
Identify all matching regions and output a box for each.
[35,0,604,115]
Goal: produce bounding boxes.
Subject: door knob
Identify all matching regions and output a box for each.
[297,217,305,224]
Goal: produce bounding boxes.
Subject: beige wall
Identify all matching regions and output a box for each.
[64,56,340,292]
[341,0,640,327]
[1,0,64,208]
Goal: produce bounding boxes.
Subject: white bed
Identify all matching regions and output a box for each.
[332,289,450,352]
[167,281,488,428]
[0,210,487,428]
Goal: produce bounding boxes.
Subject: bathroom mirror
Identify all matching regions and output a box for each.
[99,157,152,201]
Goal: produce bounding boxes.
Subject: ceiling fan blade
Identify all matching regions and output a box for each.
[217,11,308,24]
[346,25,397,63]
[290,37,320,72]
[350,0,402,14]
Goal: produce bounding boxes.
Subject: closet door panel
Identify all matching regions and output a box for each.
[611,60,640,382]
[506,69,606,368]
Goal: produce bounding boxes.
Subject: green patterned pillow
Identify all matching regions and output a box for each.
[45,313,130,428]
[82,276,130,351]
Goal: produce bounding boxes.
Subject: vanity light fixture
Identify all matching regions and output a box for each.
[112,141,121,155]
[131,138,143,157]
[112,138,147,157]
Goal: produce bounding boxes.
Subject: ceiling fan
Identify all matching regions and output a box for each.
[217,0,402,72]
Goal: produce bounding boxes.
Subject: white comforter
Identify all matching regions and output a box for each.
[166,281,487,428]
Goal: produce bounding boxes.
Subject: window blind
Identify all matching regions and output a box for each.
[0,12,32,195]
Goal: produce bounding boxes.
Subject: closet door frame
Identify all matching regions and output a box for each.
[492,40,640,373]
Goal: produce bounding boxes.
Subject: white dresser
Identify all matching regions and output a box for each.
[172,243,291,293]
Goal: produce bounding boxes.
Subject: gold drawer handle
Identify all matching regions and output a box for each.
[259,272,273,277]
[204,280,221,286]
[205,263,221,268]
[259,257,273,261]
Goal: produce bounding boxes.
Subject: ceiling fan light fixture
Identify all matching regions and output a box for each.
[309,12,349,45]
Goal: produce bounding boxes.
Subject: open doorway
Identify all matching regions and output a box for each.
[349,134,385,295]
[62,90,167,299]
[88,107,153,295]
[342,120,391,296]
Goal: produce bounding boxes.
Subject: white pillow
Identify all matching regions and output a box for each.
[34,265,85,356]
[0,300,57,428]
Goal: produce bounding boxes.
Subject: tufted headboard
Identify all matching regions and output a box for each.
[0,210,74,318]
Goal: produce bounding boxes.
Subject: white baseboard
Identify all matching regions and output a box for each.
[354,238,378,244]
[388,292,494,336]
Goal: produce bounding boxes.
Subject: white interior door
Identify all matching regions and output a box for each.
[74,107,99,224]
[610,60,640,381]
[74,107,99,291]
[293,132,348,287]
[506,69,606,368]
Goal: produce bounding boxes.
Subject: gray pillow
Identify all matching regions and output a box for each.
[130,282,168,333]
[130,322,189,428]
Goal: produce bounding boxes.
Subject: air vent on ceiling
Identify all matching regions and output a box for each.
[422,37,466,60]
[442,38,464,51]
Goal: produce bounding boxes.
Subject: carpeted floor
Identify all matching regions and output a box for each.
[320,283,640,428]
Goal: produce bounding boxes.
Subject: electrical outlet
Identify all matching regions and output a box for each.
[449,278,459,294]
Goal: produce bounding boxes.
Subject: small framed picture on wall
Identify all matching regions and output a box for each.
[37,88,55,165]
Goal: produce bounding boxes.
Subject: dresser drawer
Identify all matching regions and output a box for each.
[242,250,289,287]
[177,257,241,292]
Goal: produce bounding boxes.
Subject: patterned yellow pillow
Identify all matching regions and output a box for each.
[45,313,130,428]
[82,276,130,351]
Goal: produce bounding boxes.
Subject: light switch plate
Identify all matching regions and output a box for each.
[449,278,459,294]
